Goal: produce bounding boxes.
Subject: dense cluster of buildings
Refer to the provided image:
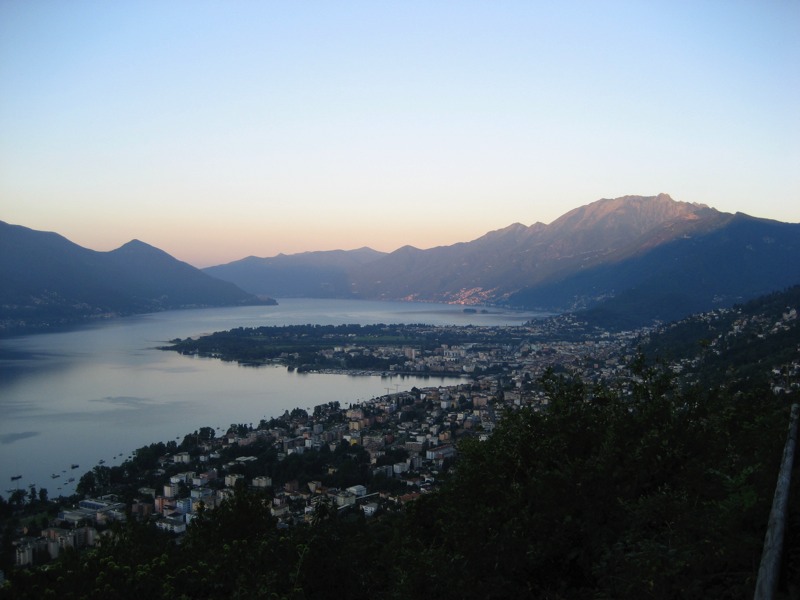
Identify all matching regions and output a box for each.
[14,498,121,566]
[309,318,643,384]
[12,319,649,567]
[136,380,501,532]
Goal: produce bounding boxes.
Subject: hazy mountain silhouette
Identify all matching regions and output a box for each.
[205,194,800,327]
[204,248,386,297]
[5,193,799,333]
[0,221,271,334]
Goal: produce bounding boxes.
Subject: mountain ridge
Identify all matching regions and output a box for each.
[0,221,273,335]
[204,194,800,327]
[203,246,387,298]
[4,193,799,333]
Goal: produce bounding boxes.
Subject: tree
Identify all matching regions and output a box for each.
[8,489,26,510]
[0,495,11,520]
[76,471,96,496]
[290,407,308,420]
[92,465,111,493]
[394,368,792,599]
[184,486,277,549]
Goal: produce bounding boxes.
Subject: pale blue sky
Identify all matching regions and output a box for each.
[1,1,798,266]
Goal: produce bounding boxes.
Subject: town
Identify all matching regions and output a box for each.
[6,301,799,574]
[6,315,648,569]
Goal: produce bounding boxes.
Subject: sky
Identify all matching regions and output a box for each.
[1,1,798,267]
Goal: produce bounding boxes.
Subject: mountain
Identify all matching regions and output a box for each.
[0,221,272,335]
[205,194,800,327]
[349,194,727,302]
[641,283,800,391]
[543,213,800,328]
[204,247,386,298]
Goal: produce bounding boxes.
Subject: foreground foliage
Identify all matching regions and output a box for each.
[4,367,797,599]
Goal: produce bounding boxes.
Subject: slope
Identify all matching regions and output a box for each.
[0,221,270,334]
[204,247,386,297]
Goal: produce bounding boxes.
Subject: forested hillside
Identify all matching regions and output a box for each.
[643,284,800,390]
[0,221,271,335]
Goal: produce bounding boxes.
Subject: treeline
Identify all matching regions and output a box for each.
[4,365,798,599]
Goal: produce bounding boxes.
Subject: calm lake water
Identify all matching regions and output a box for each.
[0,299,543,498]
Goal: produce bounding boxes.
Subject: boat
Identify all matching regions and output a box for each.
[10,475,22,481]
[98,459,105,464]
[67,477,75,483]
[71,464,79,469]
[51,474,60,479]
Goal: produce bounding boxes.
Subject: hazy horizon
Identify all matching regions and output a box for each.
[2,2,798,267]
[3,191,796,270]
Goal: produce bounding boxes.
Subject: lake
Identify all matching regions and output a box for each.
[0,298,544,498]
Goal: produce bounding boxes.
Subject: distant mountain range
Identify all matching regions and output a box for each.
[4,194,799,334]
[205,194,800,327]
[0,221,273,335]
[204,247,385,298]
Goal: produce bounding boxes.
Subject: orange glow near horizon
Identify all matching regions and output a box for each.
[2,3,798,266]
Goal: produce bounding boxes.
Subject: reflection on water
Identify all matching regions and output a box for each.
[0,431,40,445]
[0,298,545,496]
